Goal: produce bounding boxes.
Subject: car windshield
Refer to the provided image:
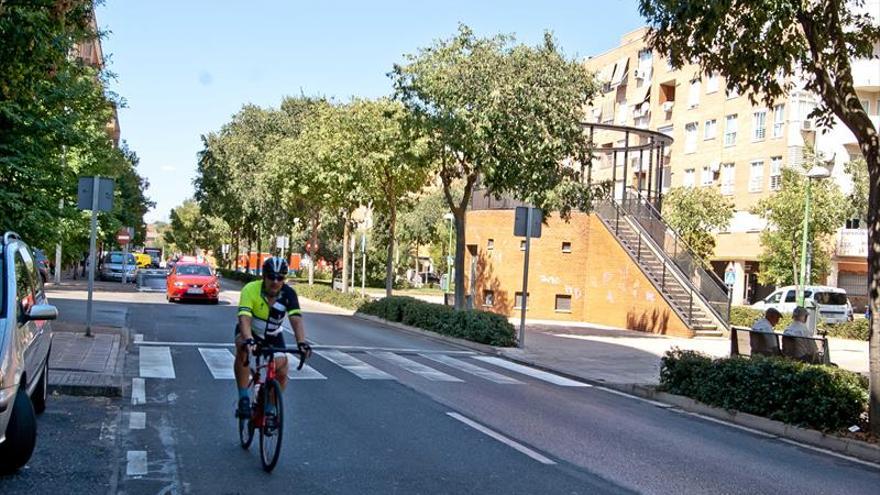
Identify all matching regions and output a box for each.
[177,265,212,276]
[107,253,136,264]
[813,292,847,305]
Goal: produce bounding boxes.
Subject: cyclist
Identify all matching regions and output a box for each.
[234,257,312,418]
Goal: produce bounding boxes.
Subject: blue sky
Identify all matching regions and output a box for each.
[97,1,644,222]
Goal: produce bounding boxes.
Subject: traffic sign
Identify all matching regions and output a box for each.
[514,207,542,238]
[116,227,131,245]
[724,265,736,287]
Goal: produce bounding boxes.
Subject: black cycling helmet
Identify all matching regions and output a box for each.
[262,256,289,279]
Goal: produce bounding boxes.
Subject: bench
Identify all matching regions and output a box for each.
[730,326,831,365]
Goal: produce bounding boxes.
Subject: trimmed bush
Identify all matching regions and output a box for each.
[358,296,517,347]
[292,283,369,310]
[660,349,868,431]
[825,319,869,341]
[218,269,258,283]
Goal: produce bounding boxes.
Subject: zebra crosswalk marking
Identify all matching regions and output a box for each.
[368,351,463,382]
[198,348,235,379]
[317,350,395,380]
[472,356,590,387]
[420,353,523,384]
[288,364,327,380]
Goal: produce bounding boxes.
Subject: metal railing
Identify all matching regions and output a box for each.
[594,192,730,331]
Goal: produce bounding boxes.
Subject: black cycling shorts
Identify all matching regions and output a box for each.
[234,324,285,348]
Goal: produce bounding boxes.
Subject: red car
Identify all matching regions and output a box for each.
[166,263,220,303]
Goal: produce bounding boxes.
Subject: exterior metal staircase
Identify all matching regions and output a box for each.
[594,189,730,337]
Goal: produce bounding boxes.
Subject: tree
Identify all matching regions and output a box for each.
[663,186,734,262]
[752,163,847,286]
[164,199,215,255]
[638,0,880,430]
[398,186,451,279]
[845,157,869,224]
[392,25,602,308]
[350,98,432,297]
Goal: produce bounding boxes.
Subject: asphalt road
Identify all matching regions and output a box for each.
[4,285,880,494]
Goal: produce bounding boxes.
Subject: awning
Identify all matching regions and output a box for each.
[635,84,651,104]
[601,96,615,122]
[610,57,629,86]
[597,64,614,84]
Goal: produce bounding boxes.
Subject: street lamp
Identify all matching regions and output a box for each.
[443,212,454,295]
[797,164,832,305]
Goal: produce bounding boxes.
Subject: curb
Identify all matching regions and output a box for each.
[353,312,880,465]
[48,372,122,398]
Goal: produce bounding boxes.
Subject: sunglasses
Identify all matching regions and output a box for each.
[265,275,286,282]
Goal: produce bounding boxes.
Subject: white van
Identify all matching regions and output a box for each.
[752,285,850,324]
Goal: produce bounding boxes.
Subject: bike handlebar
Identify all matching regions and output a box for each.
[252,345,307,370]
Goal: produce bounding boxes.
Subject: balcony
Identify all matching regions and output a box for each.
[836,229,868,258]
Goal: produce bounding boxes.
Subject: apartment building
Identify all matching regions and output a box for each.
[583,26,879,307]
[74,8,121,147]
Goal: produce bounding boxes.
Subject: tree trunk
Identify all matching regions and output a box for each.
[385,205,397,298]
[341,211,351,293]
[247,236,252,274]
[257,232,262,277]
[866,145,880,433]
[309,214,318,286]
[453,210,467,310]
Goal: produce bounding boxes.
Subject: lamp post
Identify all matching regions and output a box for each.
[797,165,831,306]
[443,212,454,296]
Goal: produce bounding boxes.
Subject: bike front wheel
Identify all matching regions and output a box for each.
[239,412,255,449]
[259,379,284,472]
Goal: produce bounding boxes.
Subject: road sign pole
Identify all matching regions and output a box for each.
[85,176,99,338]
[361,232,366,297]
[519,208,533,348]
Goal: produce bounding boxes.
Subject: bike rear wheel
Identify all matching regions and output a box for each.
[259,379,284,472]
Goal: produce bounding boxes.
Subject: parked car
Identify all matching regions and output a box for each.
[420,272,441,285]
[32,248,49,284]
[0,232,56,472]
[752,285,850,324]
[99,251,138,282]
[166,262,220,303]
[134,252,152,269]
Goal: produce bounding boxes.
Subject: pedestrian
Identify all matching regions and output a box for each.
[782,307,820,362]
[749,308,782,355]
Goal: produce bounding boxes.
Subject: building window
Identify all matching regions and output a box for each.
[514,292,530,309]
[684,122,698,153]
[561,242,572,253]
[749,160,764,192]
[487,238,494,250]
[773,104,785,138]
[704,119,717,140]
[846,218,862,229]
[753,110,767,140]
[706,72,720,93]
[683,168,696,188]
[701,166,713,187]
[520,240,526,251]
[483,290,495,307]
[860,99,870,114]
[724,114,738,147]
[876,99,880,116]
[770,156,783,191]
[555,295,572,313]
[688,78,701,108]
[721,163,735,195]
[726,84,739,99]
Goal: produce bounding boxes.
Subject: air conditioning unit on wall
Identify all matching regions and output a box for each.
[662,101,674,112]
[633,69,644,79]
[801,119,816,131]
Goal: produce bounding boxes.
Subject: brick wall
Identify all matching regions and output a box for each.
[465,209,692,337]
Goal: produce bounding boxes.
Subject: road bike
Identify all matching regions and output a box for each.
[238,344,306,472]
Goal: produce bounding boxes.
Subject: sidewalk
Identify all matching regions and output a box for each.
[497,321,869,386]
[45,274,131,397]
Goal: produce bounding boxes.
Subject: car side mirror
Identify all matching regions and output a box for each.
[25,304,58,322]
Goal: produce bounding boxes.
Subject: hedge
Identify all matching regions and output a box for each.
[357,296,517,347]
[659,349,867,431]
[218,269,258,283]
[292,283,369,310]
[730,306,869,341]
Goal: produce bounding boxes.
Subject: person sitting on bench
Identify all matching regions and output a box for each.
[750,308,782,356]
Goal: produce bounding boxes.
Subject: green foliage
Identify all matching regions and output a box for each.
[392,25,605,306]
[826,319,870,341]
[751,156,848,286]
[358,296,516,347]
[217,269,258,284]
[663,187,735,261]
[0,3,151,258]
[660,349,867,431]
[164,199,228,255]
[844,158,868,223]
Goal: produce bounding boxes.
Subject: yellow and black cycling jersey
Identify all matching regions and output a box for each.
[236,280,302,338]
